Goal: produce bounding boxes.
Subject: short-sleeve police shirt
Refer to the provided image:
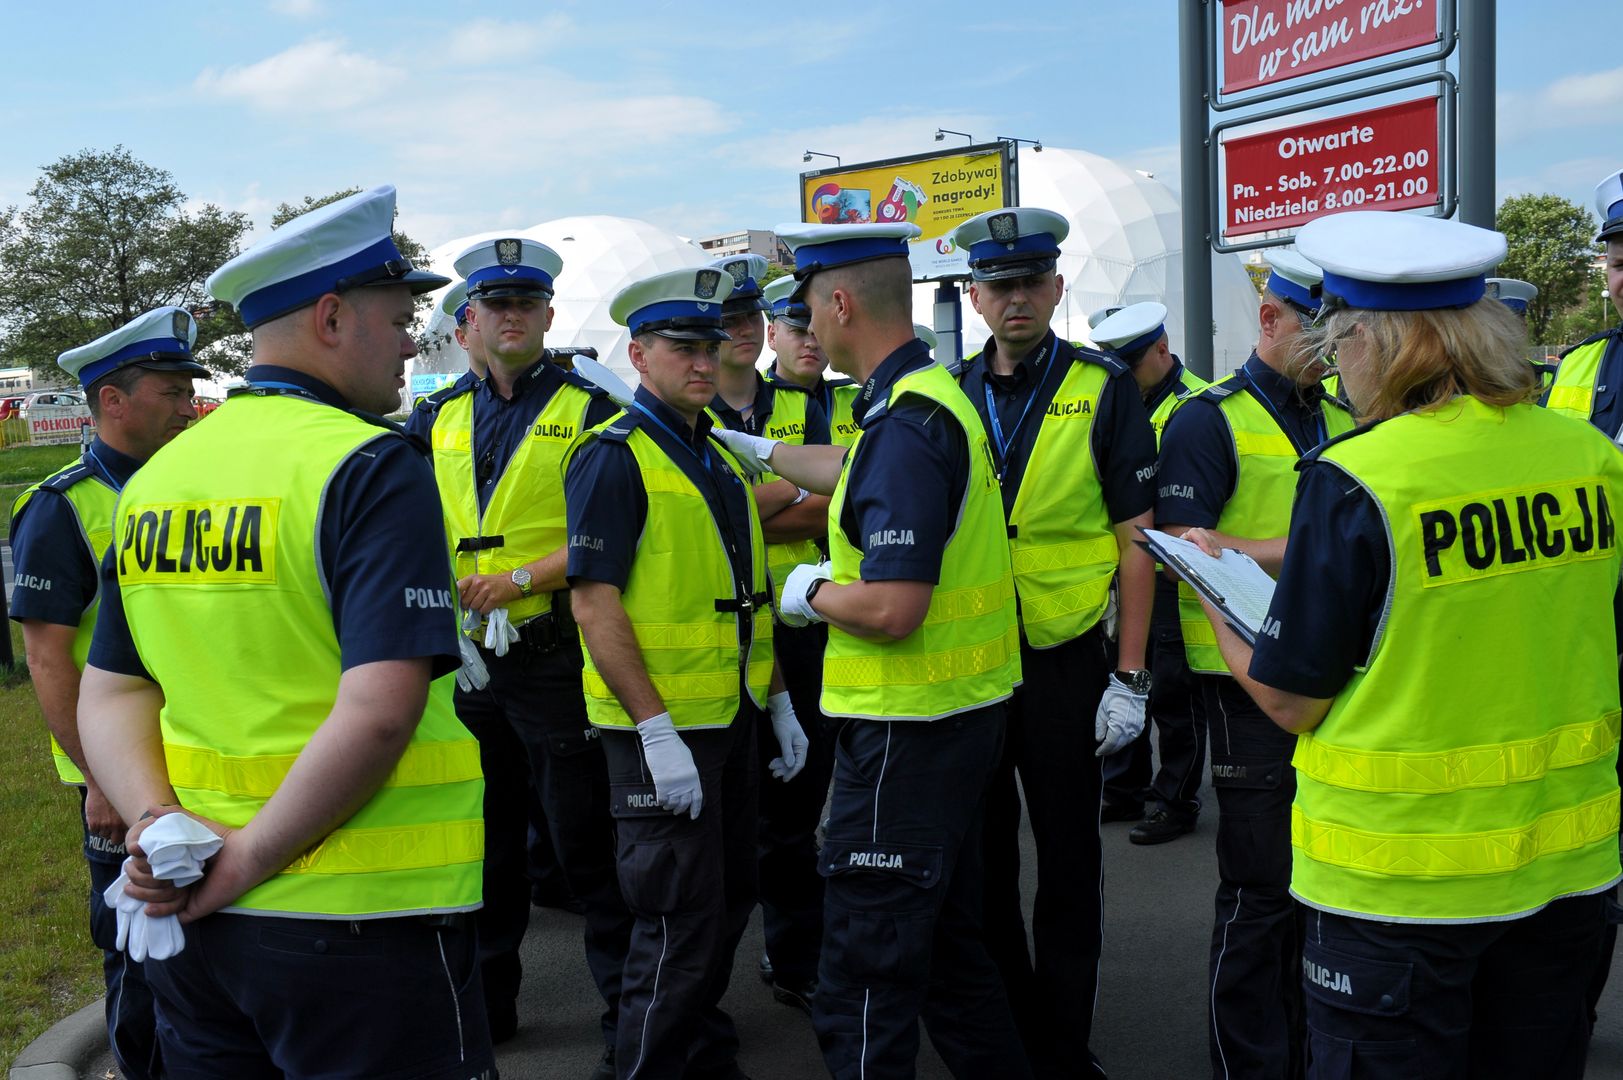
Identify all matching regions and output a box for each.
[963,331,1156,523]
[9,438,141,628]
[87,366,461,681]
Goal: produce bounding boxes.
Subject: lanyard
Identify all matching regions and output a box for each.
[632,401,711,469]
[84,446,125,493]
[243,379,323,401]
[982,340,1051,476]
[1239,367,1325,453]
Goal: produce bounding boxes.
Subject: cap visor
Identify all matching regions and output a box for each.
[1596,219,1623,243]
[653,327,732,342]
[721,298,770,316]
[968,258,1057,282]
[774,314,812,330]
[468,282,553,300]
[400,269,453,295]
[133,358,210,377]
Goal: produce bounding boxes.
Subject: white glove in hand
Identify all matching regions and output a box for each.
[766,691,809,782]
[637,712,703,819]
[104,815,223,962]
[778,562,833,628]
[1094,673,1148,758]
[456,633,489,692]
[712,428,780,479]
[484,607,520,657]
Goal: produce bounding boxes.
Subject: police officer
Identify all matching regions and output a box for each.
[947,206,1158,1078]
[708,254,837,1014]
[77,185,495,1078]
[406,281,484,437]
[566,265,805,1080]
[1092,302,1210,845]
[1200,209,1623,1079]
[9,306,205,1080]
[420,236,630,1054]
[1157,246,1353,1080]
[716,220,1031,1079]
[763,274,861,449]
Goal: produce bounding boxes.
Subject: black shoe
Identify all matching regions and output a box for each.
[1129,808,1196,845]
[768,975,817,1015]
[589,1047,615,1080]
[1100,801,1144,824]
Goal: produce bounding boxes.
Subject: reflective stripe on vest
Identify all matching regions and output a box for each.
[573,418,773,730]
[1545,337,1606,423]
[430,384,596,627]
[1179,382,1353,674]
[11,463,117,785]
[1290,398,1623,922]
[117,393,483,918]
[822,363,1020,721]
[1005,360,1118,647]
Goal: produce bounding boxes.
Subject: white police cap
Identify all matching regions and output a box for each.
[439,280,470,323]
[1091,302,1168,360]
[913,323,939,351]
[610,266,733,341]
[763,275,809,328]
[454,237,563,301]
[711,253,772,315]
[58,306,207,388]
[1262,247,1324,313]
[950,207,1070,281]
[774,221,921,286]
[424,306,460,350]
[1088,305,1123,330]
[1295,211,1506,312]
[1484,278,1538,314]
[1595,169,1623,243]
[207,185,448,328]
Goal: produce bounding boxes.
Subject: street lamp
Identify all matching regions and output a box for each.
[999,135,1043,153]
[935,128,974,145]
[803,150,841,166]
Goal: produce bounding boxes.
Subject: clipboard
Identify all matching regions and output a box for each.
[1138,527,1277,646]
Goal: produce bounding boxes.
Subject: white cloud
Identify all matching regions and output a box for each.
[195,38,392,113]
[1544,67,1623,111]
[268,0,322,17]
[1498,65,1623,141]
[444,15,571,65]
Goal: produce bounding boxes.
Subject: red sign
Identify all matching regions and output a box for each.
[1222,95,1440,238]
[1219,0,1439,94]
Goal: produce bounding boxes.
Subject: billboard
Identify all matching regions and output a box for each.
[1221,93,1441,239]
[799,143,1013,280]
[1218,0,1440,94]
[26,403,94,447]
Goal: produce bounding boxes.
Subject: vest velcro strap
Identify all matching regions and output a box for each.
[282,818,485,875]
[1545,387,1593,415]
[1291,789,1621,878]
[824,629,1015,688]
[167,740,484,799]
[1294,713,1622,794]
[1010,536,1118,576]
[714,591,772,613]
[455,535,505,552]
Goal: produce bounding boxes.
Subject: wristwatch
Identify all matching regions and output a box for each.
[510,567,533,598]
[1114,668,1152,695]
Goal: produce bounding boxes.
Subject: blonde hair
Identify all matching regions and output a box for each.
[1287,297,1538,423]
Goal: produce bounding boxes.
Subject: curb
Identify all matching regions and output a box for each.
[9,999,105,1080]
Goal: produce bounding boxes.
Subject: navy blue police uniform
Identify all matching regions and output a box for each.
[566,384,763,1080]
[711,372,837,1005]
[10,437,162,1080]
[960,330,1157,1078]
[426,352,631,1047]
[88,367,494,1079]
[1156,351,1344,1080]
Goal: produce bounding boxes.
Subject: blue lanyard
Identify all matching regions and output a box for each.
[1239,367,1326,453]
[982,340,1051,471]
[243,379,323,401]
[85,446,124,493]
[632,401,711,469]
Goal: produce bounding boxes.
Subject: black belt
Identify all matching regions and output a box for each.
[455,535,505,553]
[715,591,772,614]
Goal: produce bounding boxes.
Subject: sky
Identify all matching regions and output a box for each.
[1,1,1618,254]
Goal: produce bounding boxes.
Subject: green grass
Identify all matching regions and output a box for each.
[0,622,105,1067]
[0,444,80,540]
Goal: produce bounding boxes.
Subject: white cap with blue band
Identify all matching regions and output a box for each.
[763,275,809,327]
[774,222,921,295]
[610,267,734,341]
[949,207,1069,281]
[1294,211,1506,312]
[1091,301,1168,360]
[1263,247,1324,313]
[454,237,563,301]
[440,280,470,324]
[58,306,208,388]
[1484,278,1537,314]
[712,253,771,316]
[1596,169,1623,243]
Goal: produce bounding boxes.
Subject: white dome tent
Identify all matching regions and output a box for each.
[417,216,708,385]
[923,147,1260,376]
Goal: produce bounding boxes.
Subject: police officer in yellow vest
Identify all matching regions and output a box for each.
[77,185,494,1078]
[1199,210,1623,1080]
[763,273,862,449]
[715,220,1031,1079]
[1157,244,1352,1080]
[1092,301,1212,846]
[1545,168,1623,436]
[405,281,485,436]
[567,266,805,1080]
[706,254,838,1015]
[9,306,204,1080]
[421,236,629,1052]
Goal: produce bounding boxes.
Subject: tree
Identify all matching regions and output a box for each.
[0,146,252,378]
[1495,193,1597,341]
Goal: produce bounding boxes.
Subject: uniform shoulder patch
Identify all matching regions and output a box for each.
[1069,341,1128,377]
[595,409,639,444]
[1189,375,1243,404]
[38,460,95,495]
[1558,324,1622,360]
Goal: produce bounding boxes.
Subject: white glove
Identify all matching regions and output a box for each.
[456,633,489,692]
[637,712,703,819]
[766,691,809,782]
[104,815,223,962]
[712,428,780,479]
[484,607,520,657]
[778,562,833,628]
[1094,673,1148,758]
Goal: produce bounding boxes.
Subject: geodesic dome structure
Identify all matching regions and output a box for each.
[921,147,1260,376]
[417,216,708,383]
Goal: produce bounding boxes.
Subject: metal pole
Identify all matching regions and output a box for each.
[1179,0,1215,380]
[934,281,964,367]
[1457,0,1496,227]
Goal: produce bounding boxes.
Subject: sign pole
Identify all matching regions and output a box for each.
[1456,0,1496,227]
[1180,0,1214,380]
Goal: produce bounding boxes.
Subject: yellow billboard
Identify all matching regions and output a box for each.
[799,143,1013,280]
